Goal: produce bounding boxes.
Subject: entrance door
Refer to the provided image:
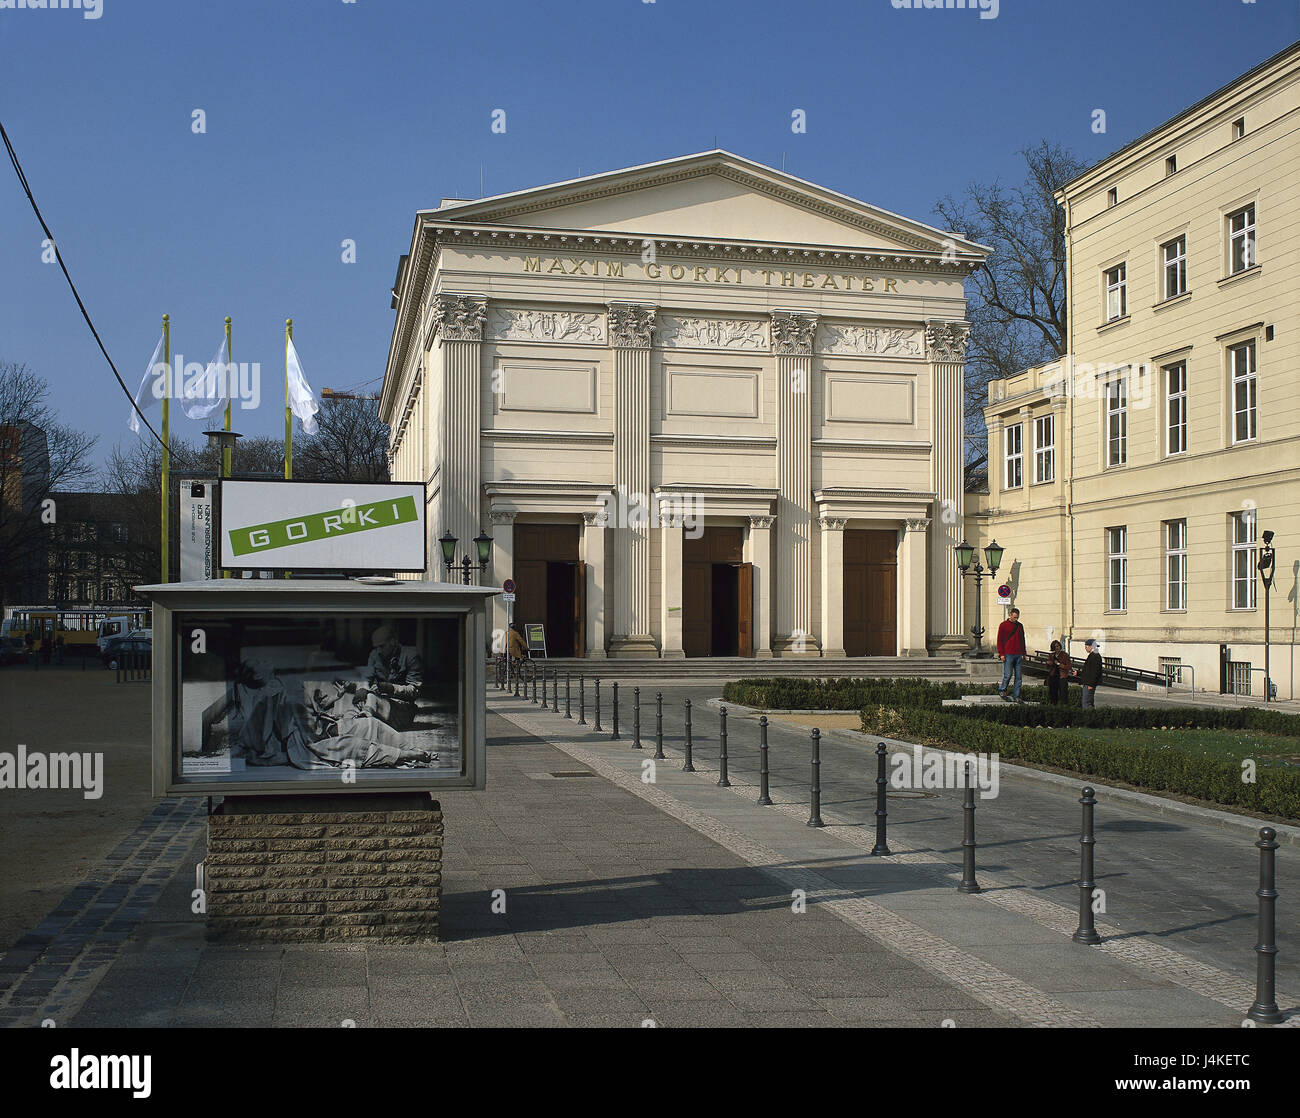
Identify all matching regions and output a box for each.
[844,529,898,656]
[683,527,747,657]
[513,523,581,655]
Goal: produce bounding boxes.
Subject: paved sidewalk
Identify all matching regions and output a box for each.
[8,713,1006,1029]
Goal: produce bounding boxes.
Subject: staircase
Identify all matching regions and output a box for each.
[494,656,1000,683]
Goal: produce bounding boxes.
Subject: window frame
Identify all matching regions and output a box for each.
[1003,422,1024,490]
[1230,509,1257,610]
[1229,340,1257,444]
[1164,519,1187,612]
[1106,526,1128,613]
[1033,413,1055,484]
[1161,235,1187,300]
[1104,263,1128,321]
[1164,360,1187,456]
[1105,374,1128,467]
[1228,204,1256,274]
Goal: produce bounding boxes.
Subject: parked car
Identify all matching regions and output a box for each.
[0,637,26,666]
[102,633,152,669]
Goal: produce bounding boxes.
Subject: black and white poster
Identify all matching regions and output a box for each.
[175,612,462,784]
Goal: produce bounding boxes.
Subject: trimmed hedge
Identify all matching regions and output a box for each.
[720,677,1049,710]
[859,704,1300,821]
[941,702,1300,736]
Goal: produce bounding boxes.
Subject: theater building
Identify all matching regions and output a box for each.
[380,151,988,658]
[973,43,1300,697]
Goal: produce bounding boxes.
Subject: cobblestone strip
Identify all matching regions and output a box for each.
[500,704,1100,1028]
[0,797,205,1027]
[515,697,1295,1026]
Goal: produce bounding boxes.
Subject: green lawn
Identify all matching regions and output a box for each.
[1066,726,1300,770]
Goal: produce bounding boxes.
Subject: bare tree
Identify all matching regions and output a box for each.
[0,361,97,614]
[934,140,1088,471]
[294,396,390,483]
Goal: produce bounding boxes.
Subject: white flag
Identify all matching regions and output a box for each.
[285,337,319,435]
[128,333,166,435]
[181,337,231,421]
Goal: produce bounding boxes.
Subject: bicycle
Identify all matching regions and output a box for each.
[494,652,536,688]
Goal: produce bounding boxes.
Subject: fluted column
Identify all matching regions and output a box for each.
[433,294,487,584]
[608,302,658,657]
[901,517,930,657]
[926,320,969,650]
[772,310,819,656]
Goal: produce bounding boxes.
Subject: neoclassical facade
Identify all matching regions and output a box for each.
[380,152,988,658]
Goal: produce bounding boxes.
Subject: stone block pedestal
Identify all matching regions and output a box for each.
[205,793,443,944]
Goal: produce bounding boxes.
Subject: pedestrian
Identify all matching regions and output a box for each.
[55,636,65,665]
[996,607,1027,703]
[1079,638,1103,709]
[1046,639,1073,705]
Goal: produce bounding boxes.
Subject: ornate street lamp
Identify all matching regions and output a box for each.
[440,529,493,585]
[1258,530,1276,703]
[954,538,1003,658]
[202,429,242,478]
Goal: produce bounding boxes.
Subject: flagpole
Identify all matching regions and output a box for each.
[160,313,170,584]
[285,319,293,480]
[223,315,232,579]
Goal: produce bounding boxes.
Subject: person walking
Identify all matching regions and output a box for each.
[996,607,1027,703]
[1046,639,1073,705]
[1079,638,1103,709]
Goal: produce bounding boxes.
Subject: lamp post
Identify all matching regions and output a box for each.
[954,538,1003,658]
[1258,530,1275,703]
[439,529,493,585]
[202,429,242,478]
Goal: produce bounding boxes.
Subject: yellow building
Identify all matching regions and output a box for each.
[975,42,1300,698]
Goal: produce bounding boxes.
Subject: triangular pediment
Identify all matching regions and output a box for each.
[428,152,985,256]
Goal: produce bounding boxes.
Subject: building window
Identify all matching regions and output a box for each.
[1159,656,1184,685]
[1106,187,1118,207]
[1232,117,1246,140]
[102,583,115,604]
[1107,527,1127,612]
[1165,361,1187,455]
[1231,509,1257,609]
[1228,203,1255,273]
[1230,341,1257,443]
[1033,414,1055,483]
[1004,423,1023,490]
[1165,519,1187,611]
[1162,236,1186,299]
[1104,263,1127,321]
[1165,155,1177,176]
[1105,375,1127,466]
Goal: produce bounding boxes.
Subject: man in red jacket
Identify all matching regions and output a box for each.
[996,607,1027,702]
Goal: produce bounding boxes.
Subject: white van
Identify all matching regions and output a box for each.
[97,616,136,653]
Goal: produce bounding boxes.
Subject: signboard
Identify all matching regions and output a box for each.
[219,480,426,573]
[142,579,496,795]
[502,578,516,594]
[997,584,1012,599]
[180,479,216,581]
[524,623,547,656]
[501,592,515,603]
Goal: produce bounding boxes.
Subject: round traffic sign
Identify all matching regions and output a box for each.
[502,578,516,594]
[997,584,1012,599]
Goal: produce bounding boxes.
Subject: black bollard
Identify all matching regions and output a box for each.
[654,692,664,760]
[958,761,982,894]
[531,668,537,704]
[757,716,771,805]
[565,671,572,719]
[513,660,520,698]
[683,699,695,772]
[1247,827,1284,1024]
[632,687,641,750]
[1073,786,1101,944]
[611,682,620,740]
[578,677,586,725]
[871,742,891,856]
[552,669,560,713]
[807,728,824,827]
[594,679,603,732]
[718,705,730,786]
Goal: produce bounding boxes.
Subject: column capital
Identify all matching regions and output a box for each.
[431,294,488,341]
[771,310,819,355]
[581,510,604,526]
[924,320,970,363]
[817,515,848,531]
[905,516,931,533]
[607,302,657,348]
[747,515,775,530]
[488,508,517,524]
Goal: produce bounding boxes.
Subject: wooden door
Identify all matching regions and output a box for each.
[737,562,754,657]
[844,530,898,656]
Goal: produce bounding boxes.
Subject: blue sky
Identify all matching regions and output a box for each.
[1,0,1296,468]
